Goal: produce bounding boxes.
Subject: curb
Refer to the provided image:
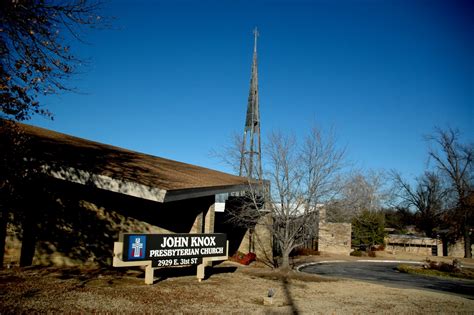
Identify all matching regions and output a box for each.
[295,259,423,272]
[356,260,424,264]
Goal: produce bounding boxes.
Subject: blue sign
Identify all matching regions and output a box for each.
[128,235,146,260]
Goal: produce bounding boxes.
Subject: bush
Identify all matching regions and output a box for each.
[424,259,461,273]
[439,263,457,273]
[291,248,320,257]
[230,251,257,265]
[240,252,257,265]
[398,261,473,280]
[368,250,376,257]
[230,251,245,261]
[396,264,411,273]
[428,261,458,273]
[370,244,385,251]
[350,250,363,257]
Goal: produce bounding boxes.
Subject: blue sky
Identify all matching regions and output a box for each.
[30,0,473,181]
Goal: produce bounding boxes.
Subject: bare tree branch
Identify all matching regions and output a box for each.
[0,0,108,121]
[218,125,346,268]
[391,170,447,237]
[426,127,473,258]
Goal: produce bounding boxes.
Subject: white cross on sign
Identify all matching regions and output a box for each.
[131,237,144,257]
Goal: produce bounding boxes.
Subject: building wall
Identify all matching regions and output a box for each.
[236,214,273,265]
[214,197,273,265]
[317,222,352,255]
[447,239,474,258]
[316,208,351,255]
[385,243,436,256]
[385,235,473,258]
[385,235,439,256]
[4,179,215,267]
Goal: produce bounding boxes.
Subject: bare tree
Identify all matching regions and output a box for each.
[0,0,106,121]
[224,126,346,268]
[268,127,346,268]
[391,171,446,237]
[427,127,473,258]
[383,206,416,232]
[326,170,389,223]
[211,132,246,175]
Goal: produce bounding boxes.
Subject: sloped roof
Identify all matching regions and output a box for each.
[2,121,252,202]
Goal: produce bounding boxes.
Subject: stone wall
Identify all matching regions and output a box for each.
[316,207,351,255]
[318,222,352,255]
[447,239,474,258]
[214,198,273,266]
[236,214,273,265]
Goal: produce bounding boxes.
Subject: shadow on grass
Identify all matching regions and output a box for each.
[153,265,238,283]
[241,268,337,314]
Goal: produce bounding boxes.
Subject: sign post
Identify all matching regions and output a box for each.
[113,233,228,284]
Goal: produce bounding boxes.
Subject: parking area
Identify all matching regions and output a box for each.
[299,261,474,299]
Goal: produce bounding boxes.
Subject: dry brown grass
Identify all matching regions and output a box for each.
[1,262,474,314]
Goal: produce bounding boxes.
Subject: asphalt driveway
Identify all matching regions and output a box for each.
[299,261,474,299]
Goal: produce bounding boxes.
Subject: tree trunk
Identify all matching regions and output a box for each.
[0,209,7,268]
[464,226,472,259]
[281,248,291,269]
[20,210,37,267]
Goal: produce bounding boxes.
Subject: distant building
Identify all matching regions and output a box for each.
[386,234,441,256]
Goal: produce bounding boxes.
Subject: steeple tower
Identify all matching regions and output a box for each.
[239,27,262,180]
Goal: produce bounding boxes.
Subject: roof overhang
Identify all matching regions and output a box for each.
[43,164,252,203]
[1,121,261,203]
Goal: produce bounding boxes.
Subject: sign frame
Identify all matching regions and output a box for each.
[113,233,228,284]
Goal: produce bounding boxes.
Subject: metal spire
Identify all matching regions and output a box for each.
[239,27,262,180]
